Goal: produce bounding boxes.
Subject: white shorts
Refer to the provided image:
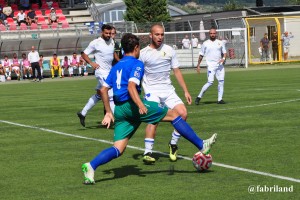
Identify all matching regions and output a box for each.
[207,64,225,83]
[12,66,19,72]
[284,46,289,53]
[23,66,31,70]
[4,67,10,73]
[95,68,113,98]
[144,89,183,109]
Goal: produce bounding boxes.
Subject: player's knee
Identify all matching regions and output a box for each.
[218,80,224,85]
[207,81,213,86]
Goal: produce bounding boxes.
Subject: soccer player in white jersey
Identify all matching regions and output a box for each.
[195,28,227,105]
[139,24,192,163]
[77,24,115,127]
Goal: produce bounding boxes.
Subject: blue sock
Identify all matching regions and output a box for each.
[90,146,121,170]
[171,116,203,150]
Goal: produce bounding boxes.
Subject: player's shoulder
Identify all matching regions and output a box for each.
[161,44,173,51]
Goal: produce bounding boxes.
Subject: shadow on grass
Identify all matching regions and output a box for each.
[95,164,214,183]
[132,152,186,162]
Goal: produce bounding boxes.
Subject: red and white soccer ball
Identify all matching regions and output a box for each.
[192,151,213,171]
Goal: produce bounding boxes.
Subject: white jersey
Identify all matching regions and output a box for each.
[84,37,114,75]
[140,44,180,92]
[200,39,226,67]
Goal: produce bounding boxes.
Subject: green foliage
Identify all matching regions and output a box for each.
[124,0,171,22]
[223,0,243,11]
[286,0,300,4]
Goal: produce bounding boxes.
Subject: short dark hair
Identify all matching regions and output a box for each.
[101,24,112,32]
[121,33,139,54]
[53,53,57,56]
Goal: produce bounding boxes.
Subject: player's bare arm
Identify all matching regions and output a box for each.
[128,81,147,115]
[173,68,192,105]
[81,52,99,70]
[100,86,114,128]
[196,55,203,73]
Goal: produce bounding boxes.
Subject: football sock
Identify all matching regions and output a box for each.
[218,80,224,101]
[81,94,101,116]
[170,130,181,145]
[144,138,154,154]
[90,146,121,170]
[171,116,203,150]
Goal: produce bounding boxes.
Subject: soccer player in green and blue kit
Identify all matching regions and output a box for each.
[82,33,217,184]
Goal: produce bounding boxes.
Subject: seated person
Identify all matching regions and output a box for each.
[69,52,79,77]
[2,55,12,78]
[50,53,61,78]
[20,0,30,10]
[48,7,58,24]
[21,53,32,79]
[17,10,27,26]
[11,53,21,81]
[39,55,44,78]
[26,9,37,25]
[78,53,87,76]
[0,61,5,82]
[3,4,13,19]
[61,56,70,77]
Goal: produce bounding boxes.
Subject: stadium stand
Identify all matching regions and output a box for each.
[30,23,38,30]
[20,23,27,30]
[9,24,17,31]
[0,24,6,31]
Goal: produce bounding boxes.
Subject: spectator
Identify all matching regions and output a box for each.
[0,8,6,25]
[2,55,12,79]
[50,53,61,78]
[281,31,294,61]
[11,53,21,81]
[182,34,190,49]
[260,33,270,62]
[28,46,41,82]
[271,31,279,61]
[191,34,199,48]
[3,4,13,19]
[78,53,87,76]
[20,0,30,10]
[62,56,70,78]
[69,52,79,77]
[26,9,37,25]
[17,10,27,26]
[48,7,58,25]
[21,53,32,79]
[0,61,4,82]
[39,55,44,79]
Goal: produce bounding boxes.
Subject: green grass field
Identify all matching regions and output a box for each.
[0,64,299,199]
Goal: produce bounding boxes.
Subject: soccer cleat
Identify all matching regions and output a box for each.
[77,112,86,127]
[168,143,178,161]
[201,133,217,155]
[82,163,95,185]
[217,100,226,104]
[195,97,201,105]
[143,152,156,164]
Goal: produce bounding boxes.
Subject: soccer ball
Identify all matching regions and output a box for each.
[6,76,11,81]
[192,151,213,171]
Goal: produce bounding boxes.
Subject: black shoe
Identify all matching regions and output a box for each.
[195,97,201,105]
[77,112,86,127]
[217,100,226,104]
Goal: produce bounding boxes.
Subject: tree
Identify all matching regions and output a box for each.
[223,0,243,11]
[287,0,300,4]
[124,0,171,23]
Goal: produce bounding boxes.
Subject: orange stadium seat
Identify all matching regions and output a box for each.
[35,10,43,17]
[6,18,15,24]
[9,24,17,31]
[61,22,69,29]
[41,22,49,29]
[51,22,58,29]
[0,24,6,31]
[32,4,40,10]
[37,16,46,24]
[30,23,38,30]
[20,23,28,30]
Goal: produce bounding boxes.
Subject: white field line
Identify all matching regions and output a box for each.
[1,120,299,183]
[189,98,300,114]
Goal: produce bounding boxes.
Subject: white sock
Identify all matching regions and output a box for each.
[218,80,224,101]
[81,94,101,116]
[170,131,181,145]
[144,138,154,155]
